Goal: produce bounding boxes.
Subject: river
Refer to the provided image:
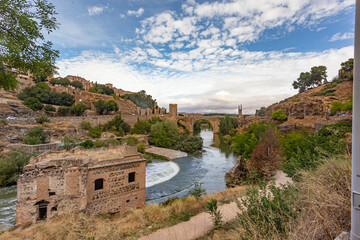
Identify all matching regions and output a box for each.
[0,130,237,229]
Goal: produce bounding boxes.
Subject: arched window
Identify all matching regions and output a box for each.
[95,178,104,190]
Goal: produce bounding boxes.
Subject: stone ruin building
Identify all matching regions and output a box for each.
[16,145,146,225]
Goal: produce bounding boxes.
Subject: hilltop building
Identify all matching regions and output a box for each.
[16,145,146,225]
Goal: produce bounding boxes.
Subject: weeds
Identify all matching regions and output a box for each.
[188,181,207,197]
[206,199,223,229]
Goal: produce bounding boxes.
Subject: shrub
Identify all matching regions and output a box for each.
[206,199,223,229]
[236,183,299,239]
[89,126,102,138]
[330,101,342,113]
[69,80,84,89]
[121,90,154,108]
[124,137,138,146]
[71,104,89,116]
[36,82,50,90]
[131,120,152,134]
[219,116,238,135]
[35,114,50,124]
[89,84,114,95]
[0,119,8,125]
[188,181,207,197]
[23,127,47,145]
[271,109,288,121]
[106,100,119,112]
[0,150,35,186]
[102,115,129,135]
[137,144,145,153]
[63,135,80,151]
[81,121,92,131]
[57,106,71,116]
[80,140,94,149]
[94,99,108,115]
[49,78,70,87]
[44,104,56,112]
[148,116,163,125]
[23,97,44,111]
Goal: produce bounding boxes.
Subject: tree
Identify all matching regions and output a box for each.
[271,109,288,121]
[341,58,354,72]
[0,0,59,90]
[69,80,84,90]
[94,99,108,115]
[71,103,89,116]
[106,100,119,112]
[23,97,44,111]
[35,114,50,124]
[23,127,47,145]
[219,116,238,135]
[293,66,327,93]
[131,120,152,134]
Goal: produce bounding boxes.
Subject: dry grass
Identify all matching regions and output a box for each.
[200,154,351,240]
[0,186,245,240]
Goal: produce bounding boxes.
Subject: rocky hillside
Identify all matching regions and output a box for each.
[0,90,39,119]
[265,80,353,116]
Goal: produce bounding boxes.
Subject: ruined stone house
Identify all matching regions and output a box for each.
[16,145,146,225]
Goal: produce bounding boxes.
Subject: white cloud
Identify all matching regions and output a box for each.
[127,8,144,17]
[329,32,354,42]
[57,46,353,114]
[88,5,107,16]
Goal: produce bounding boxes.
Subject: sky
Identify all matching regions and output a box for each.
[48,0,355,114]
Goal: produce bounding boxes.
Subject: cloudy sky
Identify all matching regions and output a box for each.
[49,0,355,114]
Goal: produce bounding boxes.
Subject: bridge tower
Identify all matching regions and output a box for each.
[169,104,178,117]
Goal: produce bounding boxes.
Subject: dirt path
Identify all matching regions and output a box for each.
[139,170,293,240]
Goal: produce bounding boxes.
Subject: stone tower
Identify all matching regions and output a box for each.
[238,104,243,119]
[169,104,178,117]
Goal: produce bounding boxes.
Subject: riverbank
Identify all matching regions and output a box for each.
[145,146,188,160]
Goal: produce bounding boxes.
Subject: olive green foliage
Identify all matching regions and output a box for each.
[280,122,351,177]
[131,120,152,134]
[137,144,145,153]
[23,97,44,111]
[123,137,138,146]
[102,114,130,135]
[321,81,338,92]
[89,83,114,95]
[18,86,74,106]
[44,104,56,112]
[219,116,238,135]
[148,116,163,125]
[341,58,353,72]
[62,135,81,151]
[0,0,59,90]
[71,104,89,116]
[69,80,83,89]
[330,98,353,114]
[293,66,327,93]
[88,125,102,138]
[330,101,343,113]
[57,106,71,116]
[35,114,50,124]
[150,121,203,153]
[0,150,35,186]
[23,127,47,145]
[236,183,299,239]
[36,82,50,90]
[81,121,92,131]
[0,119,8,125]
[255,107,267,116]
[231,122,272,158]
[206,199,223,229]
[121,90,155,108]
[94,99,119,115]
[80,140,94,149]
[271,109,288,121]
[79,139,119,149]
[342,98,353,111]
[49,78,70,86]
[194,119,212,133]
[188,181,207,197]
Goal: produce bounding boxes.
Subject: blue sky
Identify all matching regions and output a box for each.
[49,0,355,114]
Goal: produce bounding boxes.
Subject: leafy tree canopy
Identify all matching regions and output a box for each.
[121,90,155,109]
[341,58,353,72]
[292,66,327,93]
[0,0,59,89]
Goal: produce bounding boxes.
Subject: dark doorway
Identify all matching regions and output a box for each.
[35,201,49,221]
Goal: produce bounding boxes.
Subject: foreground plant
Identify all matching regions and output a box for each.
[206,199,223,229]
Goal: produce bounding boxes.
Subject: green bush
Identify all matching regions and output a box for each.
[62,135,80,151]
[219,116,238,135]
[18,86,74,106]
[124,137,138,146]
[44,104,56,112]
[107,100,119,112]
[0,150,35,186]
[89,126,102,138]
[49,78,70,87]
[57,106,71,116]
[121,90,154,108]
[23,97,44,111]
[137,144,145,153]
[71,104,89,116]
[23,127,47,145]
[81,121,92,130]
[148,116,163,125]
[35,114,50,124]
[36,82,50,90]
[94,99,119,115]
[236,183,299,239]
[89,84,114,95]
[188,181,207,197]
[0,119,8,125]
[69,80,84,90]
[131,120,151,134]
[206,199,223,229]
[80,140,94,149]
[330,101,343,113]
[102,115,129,135]
[271,109,288,121]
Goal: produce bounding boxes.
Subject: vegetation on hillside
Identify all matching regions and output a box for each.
[292,66,327,93]
[50,78,84,90]
[94,99,119,115]
[89,83,114,95]
[121,90,155,109]
[0,0,59,90]
[23,127,48,145]
[219,116,238,136]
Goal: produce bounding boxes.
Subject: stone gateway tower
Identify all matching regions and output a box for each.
[16,145,146,225]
